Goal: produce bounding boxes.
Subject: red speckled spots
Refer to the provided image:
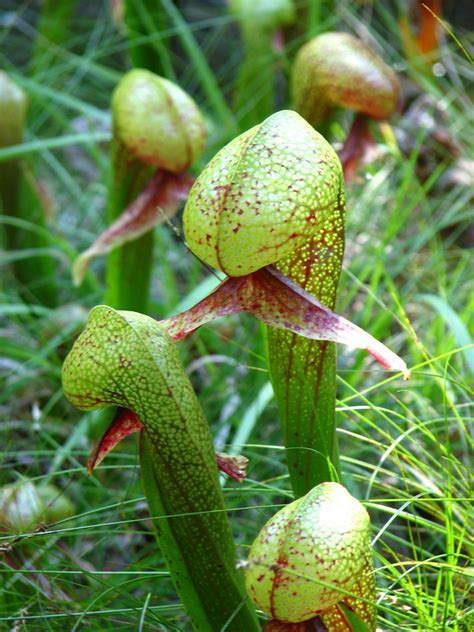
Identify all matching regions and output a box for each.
[245,483,374,624]
[87,408,143,474]
[159,267,409,376]
[183,111,343,276]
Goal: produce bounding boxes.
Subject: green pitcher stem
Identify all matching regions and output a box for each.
[124,0,176,79]
[0,72,58,307]
[104,139,154,312]
[268,338,340,490]
[231,1,295,130]
[140,438,259,631]
[234,26,275,129]
[267,191,345,496]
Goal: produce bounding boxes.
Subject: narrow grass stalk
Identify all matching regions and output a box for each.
[160,0,237,135]
[229,0,295,129]
[0,72,58,306]
[123,0,176,79]
[29,0,76,75]
[307,0,334,35]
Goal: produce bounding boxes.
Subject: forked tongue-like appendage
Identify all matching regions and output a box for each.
[87,407,248,482]
[85,263,408,480]
[160,266,409,378]
[73,170,194,286]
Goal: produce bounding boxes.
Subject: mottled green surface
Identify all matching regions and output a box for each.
[112,69,206,173]
[245,483,374,625]
[62,306,259,631]
[267,192,345,494]
[292,32,400,127]
[183,110,341,276]
[184,109,346,496]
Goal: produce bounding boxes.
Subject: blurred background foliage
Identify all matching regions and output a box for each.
[0,1,472,630]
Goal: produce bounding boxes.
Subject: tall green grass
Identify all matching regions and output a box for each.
[0,1,472,630]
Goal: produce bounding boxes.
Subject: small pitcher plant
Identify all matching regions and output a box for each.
[292,32,400,179]
[63,110,409,630]
[180,109,407,496]
[62,307,260,631]
[0,481,74,533]
[245,483,375,630]
[73,69,206,312]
